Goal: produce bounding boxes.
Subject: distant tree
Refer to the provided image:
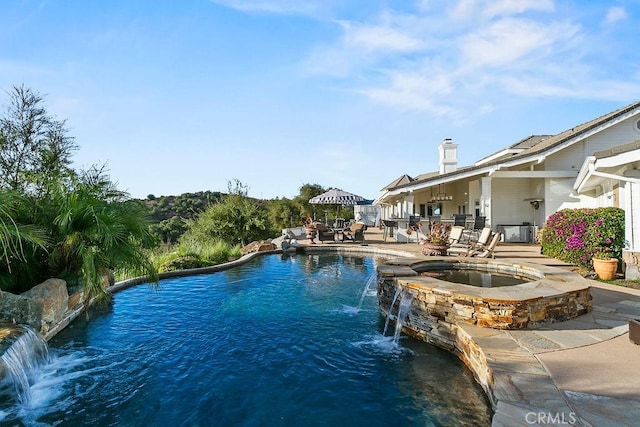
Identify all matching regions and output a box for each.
[147,194,156,200]
[294,183,326,221]
[183,179,271,246]
[150,215,188,244]
[266,197,300,232]
[0,85,78,194]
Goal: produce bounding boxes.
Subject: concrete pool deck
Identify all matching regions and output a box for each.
[299,227,640,426]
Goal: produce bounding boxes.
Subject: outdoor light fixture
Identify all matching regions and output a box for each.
[524,198,544,227]
[430,184,453,202]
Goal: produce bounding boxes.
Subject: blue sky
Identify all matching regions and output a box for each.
[1,0,639,200]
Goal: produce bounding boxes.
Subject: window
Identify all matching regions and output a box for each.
[427,203,442,216]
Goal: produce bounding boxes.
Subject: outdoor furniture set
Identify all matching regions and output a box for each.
[310,222,366,244]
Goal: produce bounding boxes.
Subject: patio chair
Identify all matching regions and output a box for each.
[453,214,467,227]
[408,215,422,242]
[340,222,365,243]
[470,216,486,239]
[382,220,397,241]
[315,223,336,243]
[335,218,346,229]
[468,232,502,258]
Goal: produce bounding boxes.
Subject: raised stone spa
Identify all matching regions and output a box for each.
[377,257,593,411]
[377,257,592,347]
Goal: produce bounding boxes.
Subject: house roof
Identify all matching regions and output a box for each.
[475,135,552,165]
[574,138,640,193]
[381,174,414,191]
[592,139,640,159]
[383,101,640,194]
[513,101,640,159]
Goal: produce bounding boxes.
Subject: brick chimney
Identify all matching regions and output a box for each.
[438,138,458,174]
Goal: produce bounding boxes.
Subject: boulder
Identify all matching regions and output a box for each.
[22,279,69,336]
[271,235,291,250]
[0,291,42,332]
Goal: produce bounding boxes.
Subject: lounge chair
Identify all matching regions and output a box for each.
[316,223,336,243]
[468,232,502,258]
[448,226,465,245]
[340,222,365,243]
[447,227,493,256]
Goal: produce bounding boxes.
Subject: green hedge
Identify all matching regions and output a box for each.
[540,207,625,269]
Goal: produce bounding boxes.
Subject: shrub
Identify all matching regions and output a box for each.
[158,255,209,272]
[541,207,625,269]
[150,239,242,273]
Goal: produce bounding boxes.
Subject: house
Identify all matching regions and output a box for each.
[374,101,640,278]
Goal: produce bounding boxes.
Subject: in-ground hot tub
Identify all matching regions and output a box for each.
[377,257,592,349]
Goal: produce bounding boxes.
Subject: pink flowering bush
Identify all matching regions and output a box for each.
[540,207,624,269]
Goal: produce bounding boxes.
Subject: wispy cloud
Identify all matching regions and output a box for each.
[481,0,555,19]
[603,6,627,27]
[209,0,325,16]
[300,0,640,115]
[340,21,424,52]
[460,18,580,69]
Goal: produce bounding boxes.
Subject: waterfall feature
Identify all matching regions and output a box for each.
[393,291,414,343]
[0,325,50,404]
[382,286,414,343]
[357,271,379,310]
[382,286,403,336]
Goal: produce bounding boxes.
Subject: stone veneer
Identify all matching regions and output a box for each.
[377,256,592,410]
[378,257,591,332]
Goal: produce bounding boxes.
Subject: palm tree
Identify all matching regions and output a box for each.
[0,191,49,292]
[46,174,158,305]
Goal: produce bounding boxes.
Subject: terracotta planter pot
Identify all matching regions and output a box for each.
[421,242,449,256]
[592,258,618,280]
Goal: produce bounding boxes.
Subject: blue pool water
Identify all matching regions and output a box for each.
[0,253,491,426]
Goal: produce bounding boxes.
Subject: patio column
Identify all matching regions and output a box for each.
[623,180,640,279]
[481,177,492,226]
[403,194,414,217]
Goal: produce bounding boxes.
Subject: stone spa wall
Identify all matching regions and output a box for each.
[377,258,592,409]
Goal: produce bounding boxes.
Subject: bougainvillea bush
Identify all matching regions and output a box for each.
[540,207,625,269]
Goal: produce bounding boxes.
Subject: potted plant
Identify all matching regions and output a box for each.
[420,222,452,256]
[592,246,618,280]
[304,216,317,244]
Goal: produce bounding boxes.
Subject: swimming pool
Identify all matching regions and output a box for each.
[0,253,491,426]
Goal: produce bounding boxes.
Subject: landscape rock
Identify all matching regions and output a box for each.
[242,240,277,255]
